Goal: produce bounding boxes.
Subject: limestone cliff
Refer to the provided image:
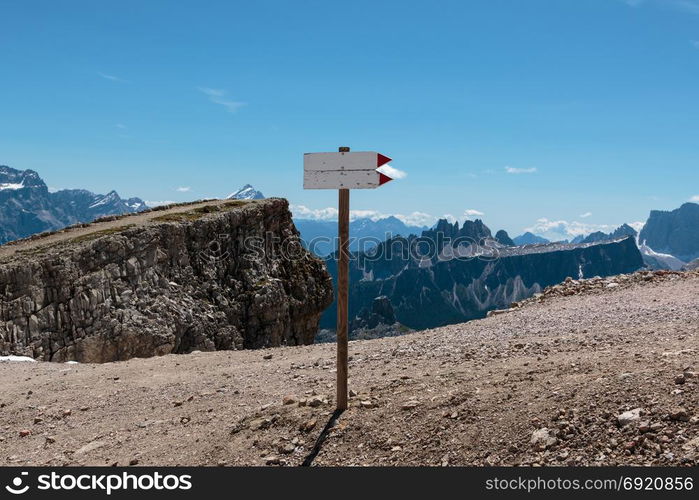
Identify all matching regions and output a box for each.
[0,199,333,362]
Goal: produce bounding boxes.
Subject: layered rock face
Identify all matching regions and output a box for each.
[639,202,699,262]
[0,199,333,362]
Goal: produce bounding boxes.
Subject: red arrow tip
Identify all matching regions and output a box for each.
[379,173,393,186]
[377,153,392,168]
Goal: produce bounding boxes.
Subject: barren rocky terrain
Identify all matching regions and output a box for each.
[1,270,697,466]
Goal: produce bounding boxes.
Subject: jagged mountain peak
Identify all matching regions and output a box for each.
[227,184,265,200]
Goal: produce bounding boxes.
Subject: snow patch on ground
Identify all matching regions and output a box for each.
[0,355,37,363]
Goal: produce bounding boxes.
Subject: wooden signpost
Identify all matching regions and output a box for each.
[303,147,394,410]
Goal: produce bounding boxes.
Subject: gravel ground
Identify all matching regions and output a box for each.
[0,270,697,467]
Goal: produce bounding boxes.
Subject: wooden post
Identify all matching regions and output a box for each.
[336,147,350,411]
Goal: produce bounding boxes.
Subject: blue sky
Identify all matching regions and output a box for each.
[1,0,698,239]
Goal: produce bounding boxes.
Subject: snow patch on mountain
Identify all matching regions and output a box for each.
[227,184,265,200]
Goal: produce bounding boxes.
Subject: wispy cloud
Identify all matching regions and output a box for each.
[690,195,699,202]
[463,209,485,218]
[175,186,191,193]
[579,211,592,218]
[692,40,699,48]
[98,72,129,83]
[198,87,246,113]
[115,123,127,130]
[505,166,537,174]
[377,164,407,179]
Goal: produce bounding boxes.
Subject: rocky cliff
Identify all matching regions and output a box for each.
[639,202,699,262]
[0,198,333,362]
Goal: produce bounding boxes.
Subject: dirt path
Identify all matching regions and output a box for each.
[0,199,254,261]
[0,271,697,466]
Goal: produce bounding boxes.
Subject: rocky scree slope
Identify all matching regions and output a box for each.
[0,270,696,466]
[0,198,332,362]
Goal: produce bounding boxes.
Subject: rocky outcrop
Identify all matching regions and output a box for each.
[495,230,515,246]
[639,203,699,262]
[0,199,333,362]
[351,296,396,330]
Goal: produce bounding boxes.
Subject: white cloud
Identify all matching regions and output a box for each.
[579,211,592,218]
[691,40,699,48]
[629,221,646,232]
[175,186,191,193]
[394,212,434,227]
[442,214,458,223]
[463,209,485,218]
[376,164,407,179]
[690,195,699,202]
[505,166,537,174]
[115,123,127,130]
[198,87,245,113]
[98,72,129,83]
[524,218,617,241]
[349,209,382,220]
[290,204,339,220]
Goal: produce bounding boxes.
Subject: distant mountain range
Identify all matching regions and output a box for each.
[295,216,427,255]
[322,218,643,333]
[511,204,699,270]
[2,168,697,276]
[0,166,147,244]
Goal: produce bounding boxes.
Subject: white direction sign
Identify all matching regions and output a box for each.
[303,151,393,189]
